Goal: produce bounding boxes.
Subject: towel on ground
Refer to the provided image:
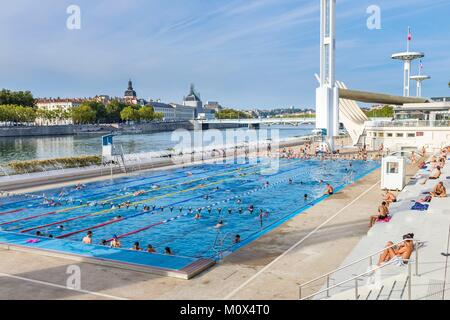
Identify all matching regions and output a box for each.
[377,216,392,223]
[411,202,429,211]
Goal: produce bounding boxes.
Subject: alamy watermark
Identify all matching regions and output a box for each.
[66,5,81,30]
[170,128,280,175]
[366,5,381,30]
[66,265,81,290]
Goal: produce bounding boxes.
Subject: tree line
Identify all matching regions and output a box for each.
[0,89,164,125]
[215,108,252,119]
[364,105,394,118]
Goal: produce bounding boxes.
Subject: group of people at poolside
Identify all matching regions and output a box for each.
[373,146,450,267]
[279,144,375,161]
[369,146,448,229]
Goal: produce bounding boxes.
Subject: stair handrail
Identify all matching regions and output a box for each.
[299,239,421,298]
[300,258,413,300]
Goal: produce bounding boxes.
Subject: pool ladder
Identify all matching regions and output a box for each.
[211,231,233,260]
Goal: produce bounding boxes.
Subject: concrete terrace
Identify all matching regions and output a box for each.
[310,151,450,300]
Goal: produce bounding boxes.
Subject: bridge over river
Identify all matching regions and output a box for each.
[193,118,315,130]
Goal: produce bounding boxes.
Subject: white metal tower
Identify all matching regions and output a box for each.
[316,0,339,149]
[410,61,430,97]
[391,27,424,97]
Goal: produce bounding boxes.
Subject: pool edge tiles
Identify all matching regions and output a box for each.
[0,231,215,280]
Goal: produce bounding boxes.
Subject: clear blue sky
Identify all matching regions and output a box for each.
[1,0,449,109]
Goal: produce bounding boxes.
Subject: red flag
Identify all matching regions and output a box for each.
[407,28,412,41]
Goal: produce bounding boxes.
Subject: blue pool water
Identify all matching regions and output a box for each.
[0,158,379,260]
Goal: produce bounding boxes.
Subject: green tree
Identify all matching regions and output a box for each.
[79,101,106,123]
[138,105,155,121]
[105,100,127,123]
[0,104,36,123]
[0,89,35,108]
[216,108,251,119]
[120,106,140,122]
[153,112,164,121]
[72,105,96,124]
[364,105,394,118]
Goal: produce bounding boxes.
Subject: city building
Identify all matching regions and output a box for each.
[393,101,450,121]
[35,98,84,125]
[149,102,176,121]
[169,103,196,121]
[364,100,450,151]
[124,79,138,105]
[94,95,111,104]
[204,101,222,112]
[183,84,203,118]
[431,96,450,102]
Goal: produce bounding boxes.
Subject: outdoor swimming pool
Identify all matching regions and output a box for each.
[0,158,379,264]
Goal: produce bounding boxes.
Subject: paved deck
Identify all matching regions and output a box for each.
[313,153,450,300]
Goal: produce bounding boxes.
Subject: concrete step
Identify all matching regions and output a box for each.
[325,274,410,300]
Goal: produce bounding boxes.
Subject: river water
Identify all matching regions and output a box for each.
[0,125,314,164]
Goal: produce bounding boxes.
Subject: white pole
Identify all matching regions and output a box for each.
[403,60,411,97]
[319,0,326,86]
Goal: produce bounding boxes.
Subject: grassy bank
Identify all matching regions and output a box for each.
[7,155,101,174]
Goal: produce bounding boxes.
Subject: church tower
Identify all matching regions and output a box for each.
[124,79,137,104]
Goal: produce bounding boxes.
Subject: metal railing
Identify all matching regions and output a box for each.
[365,120,450,128]
[299,239,422,300]
[300,258,413,300]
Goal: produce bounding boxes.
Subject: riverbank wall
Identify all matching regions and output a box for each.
[0,122,245,138]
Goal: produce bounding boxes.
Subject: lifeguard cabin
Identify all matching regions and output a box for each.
[381,156,407,191]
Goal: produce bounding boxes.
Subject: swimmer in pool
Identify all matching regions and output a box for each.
[75,183,85,191]
[164,247,173,255]
[248,205,254,214]
[304,194,308,201]
[131,242,142,251]
[134,190,145,197]
[147,244,156,253]
[324,184,334,195]
[215,220,224,228]
[110,235,121,248]
[82,231,93,244]
[234,235,241,244]
[194,213,201,219]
